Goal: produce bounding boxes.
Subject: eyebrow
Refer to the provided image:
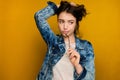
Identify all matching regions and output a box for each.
[58,19,75,22]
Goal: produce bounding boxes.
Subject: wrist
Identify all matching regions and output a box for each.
[75,64,83,75]
[47,1,58,14]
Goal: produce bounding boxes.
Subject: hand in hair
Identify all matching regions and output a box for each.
[70,2,77,6]
[57,4,60,8]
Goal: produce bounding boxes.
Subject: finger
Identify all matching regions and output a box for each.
[69,51,76,59]
[57,5,60,8]
[70,2,77,6]
[68,48,75,53]
[67,49,73,55]
[70,57,76,63]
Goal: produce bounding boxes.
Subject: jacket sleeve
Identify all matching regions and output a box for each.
[34,1,58,45]
[74,41,95,80]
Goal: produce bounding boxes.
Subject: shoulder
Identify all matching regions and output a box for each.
[76,37,93,49]
[76,37,92,45]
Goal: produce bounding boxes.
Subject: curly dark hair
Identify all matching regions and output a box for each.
[56,1,87,35]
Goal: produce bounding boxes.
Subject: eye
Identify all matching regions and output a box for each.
[69,21,74,24]
[58,20,64,24]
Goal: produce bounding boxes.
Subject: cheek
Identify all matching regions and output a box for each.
[58,24,63,31]
[71,24,76,31]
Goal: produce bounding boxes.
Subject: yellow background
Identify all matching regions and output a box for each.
[0,0,120,80]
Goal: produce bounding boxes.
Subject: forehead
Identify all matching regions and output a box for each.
[58,11,76,20]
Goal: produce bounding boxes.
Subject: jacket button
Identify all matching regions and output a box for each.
[52,47,55,50]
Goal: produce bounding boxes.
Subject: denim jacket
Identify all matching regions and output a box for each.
[34,1,95,80]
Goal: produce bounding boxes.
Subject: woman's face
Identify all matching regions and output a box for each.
[57,11,76,37]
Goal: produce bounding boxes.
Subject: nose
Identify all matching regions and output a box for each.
[63,23,68,30]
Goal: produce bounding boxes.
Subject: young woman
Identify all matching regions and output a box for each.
[34,1,95,80]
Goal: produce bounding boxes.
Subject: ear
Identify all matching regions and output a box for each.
[74,22,79,34]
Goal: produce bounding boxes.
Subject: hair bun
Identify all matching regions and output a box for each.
[75,4,87,21]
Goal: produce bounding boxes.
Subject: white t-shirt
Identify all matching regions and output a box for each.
[52,42,75,80]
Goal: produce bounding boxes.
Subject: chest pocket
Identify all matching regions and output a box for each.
[51,46,59,55]
[49,44,65,66]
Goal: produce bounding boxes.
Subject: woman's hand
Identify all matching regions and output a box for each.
[57,4,60,8]
[57,2,77,8]
[70,2,77,6]
[67,48,80,67]
[67,48,83,74]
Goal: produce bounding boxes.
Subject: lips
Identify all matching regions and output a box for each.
[62,31,69,34]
